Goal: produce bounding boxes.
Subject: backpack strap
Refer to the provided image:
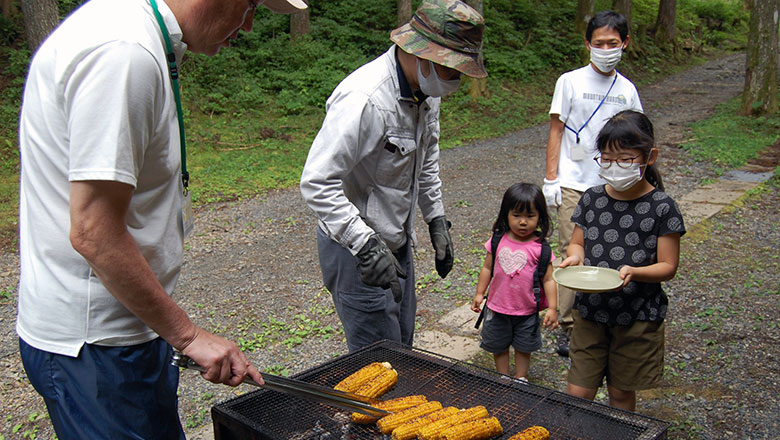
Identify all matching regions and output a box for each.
[475,231,503,329]
[489,231,502,279]
[533,240,551,307]
[531,239,551,336]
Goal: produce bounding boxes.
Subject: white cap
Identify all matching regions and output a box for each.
[262,0,307,14]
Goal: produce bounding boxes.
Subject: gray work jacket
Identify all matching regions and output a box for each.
[300,45,445,255]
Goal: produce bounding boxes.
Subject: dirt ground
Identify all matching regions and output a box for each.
[0,52,778,439]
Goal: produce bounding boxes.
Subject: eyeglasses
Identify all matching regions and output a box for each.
[593,155,641,169]
[247,0,259,11]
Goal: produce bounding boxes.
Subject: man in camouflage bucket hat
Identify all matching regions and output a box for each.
[300,0,486,352]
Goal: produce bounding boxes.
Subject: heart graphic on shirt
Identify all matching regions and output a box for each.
[497,247,528,275]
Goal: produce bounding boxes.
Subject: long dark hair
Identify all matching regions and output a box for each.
[492,183,551,241]
[596,110,664,191]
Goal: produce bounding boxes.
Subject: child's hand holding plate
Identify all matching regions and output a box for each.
[553,266,623,293]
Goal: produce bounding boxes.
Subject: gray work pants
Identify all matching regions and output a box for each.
[317,227,416,352]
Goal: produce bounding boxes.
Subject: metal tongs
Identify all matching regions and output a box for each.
[171,352,390,417]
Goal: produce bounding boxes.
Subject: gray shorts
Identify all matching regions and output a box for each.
[479,308,542,354]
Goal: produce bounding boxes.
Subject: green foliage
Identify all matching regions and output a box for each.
[0,47,29,137]
[0,0,757,249]
[677,0,748,49]
[0,14,20,45]
[483,0,582,78]
[57,1,89,18]
[682,94,780,171]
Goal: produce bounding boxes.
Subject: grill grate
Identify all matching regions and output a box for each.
[212,340,668,440]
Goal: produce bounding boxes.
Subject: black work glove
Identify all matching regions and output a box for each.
[356,234,407,303]
[428,215,454,279]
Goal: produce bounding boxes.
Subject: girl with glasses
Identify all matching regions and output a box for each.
[559,110,686,411]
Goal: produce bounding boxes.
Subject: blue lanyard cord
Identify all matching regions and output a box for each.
[564,71,619,144]
[149,0,189,192]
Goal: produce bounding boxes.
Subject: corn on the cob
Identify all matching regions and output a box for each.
[391,406,459,440]
[508,426,550,440]
[334,362,393,393]
[377,401,443,434]
[353,367,398,398]
[417,406,490,440]
[351,395,429,424]
[440,416,503,440]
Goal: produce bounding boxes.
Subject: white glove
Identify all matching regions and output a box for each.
[543,178,562,208]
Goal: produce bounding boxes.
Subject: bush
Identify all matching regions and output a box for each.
[0,14,19,45]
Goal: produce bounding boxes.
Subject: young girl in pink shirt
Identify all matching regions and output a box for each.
[472,183,559,381]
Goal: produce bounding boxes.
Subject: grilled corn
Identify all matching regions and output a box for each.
[391,406,459,440]
[351,395,429,424]
[417,406,490,440]
[353,367,398,398]
[440,416,503,440]
[377,401,443,434]
[508,425,550,440]
[334,362,393,393]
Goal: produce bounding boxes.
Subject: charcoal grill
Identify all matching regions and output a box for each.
[211,340,669,439]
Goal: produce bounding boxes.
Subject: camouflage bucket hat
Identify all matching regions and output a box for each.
[390,0,487,78]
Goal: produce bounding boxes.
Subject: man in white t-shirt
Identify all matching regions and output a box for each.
[543,10,643,357]
[16,0,305,438]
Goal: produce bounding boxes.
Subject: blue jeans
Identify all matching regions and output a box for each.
[19,337,185,440]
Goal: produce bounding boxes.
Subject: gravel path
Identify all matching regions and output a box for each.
[1,53,778,439]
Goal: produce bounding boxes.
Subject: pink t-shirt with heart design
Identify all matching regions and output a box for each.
[484,234,555,316]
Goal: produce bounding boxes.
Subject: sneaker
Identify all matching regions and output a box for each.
[556,332,570,357]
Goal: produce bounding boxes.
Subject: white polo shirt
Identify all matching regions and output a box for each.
[17,0,187,357]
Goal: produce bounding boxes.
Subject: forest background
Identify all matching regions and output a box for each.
[0,0,768,253]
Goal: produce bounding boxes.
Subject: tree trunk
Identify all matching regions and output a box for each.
[20,0,58,51]
[742,0,779,115]
[576,0,596,63]
[2,0,17,18]
[654,0,677,48]
[612,0,632,34]
[463,0,482,12]
[575,0,595,37]
[612,0,635,55]
[462,0,486,99]
[397,0,412,27]
[290,1,310,40]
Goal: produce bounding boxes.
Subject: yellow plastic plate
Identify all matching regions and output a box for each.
[553,266,623,293]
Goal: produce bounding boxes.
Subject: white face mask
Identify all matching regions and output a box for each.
[598,162,644,191]
[417,59,461,97]
[590,46,623,73]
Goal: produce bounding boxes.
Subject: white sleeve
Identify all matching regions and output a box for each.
[549,73,571,124]
[632,86,644,112]
[65,41,163,187]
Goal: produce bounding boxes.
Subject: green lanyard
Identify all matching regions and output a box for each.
[149,0,189,193]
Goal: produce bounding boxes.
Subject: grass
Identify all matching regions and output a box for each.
[681,94,780,175]
[185,107,321,205]
[0,139,19,251]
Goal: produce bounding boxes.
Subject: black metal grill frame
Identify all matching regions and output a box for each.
[212,340,669,440]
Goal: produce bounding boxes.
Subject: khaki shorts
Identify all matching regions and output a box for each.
[556,187,583,332]
[567,311,665,391]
